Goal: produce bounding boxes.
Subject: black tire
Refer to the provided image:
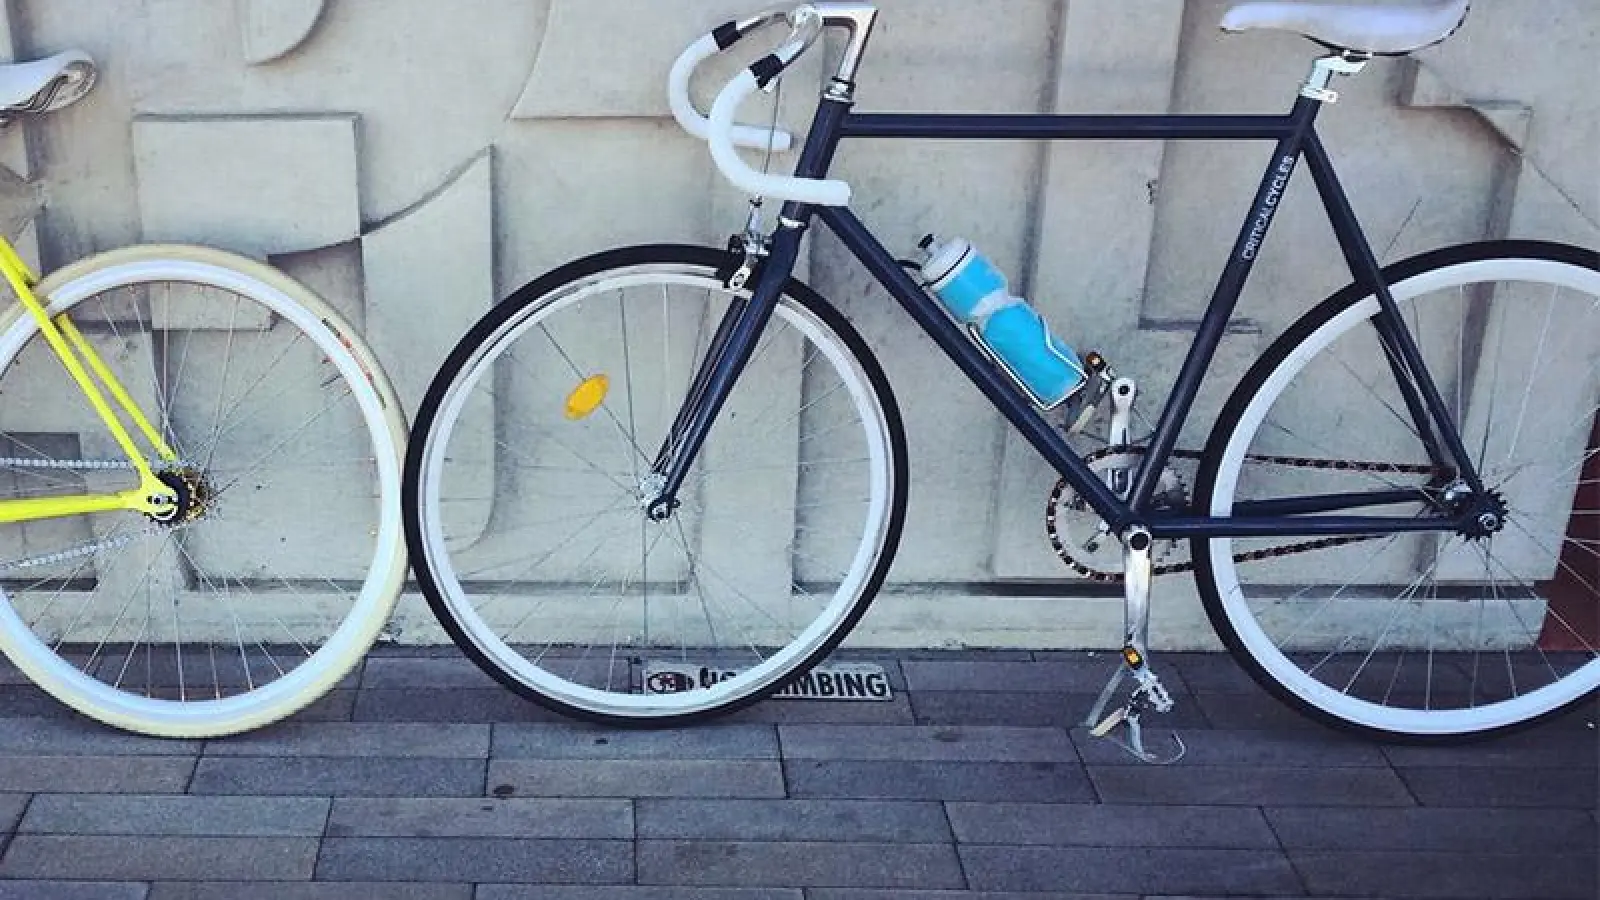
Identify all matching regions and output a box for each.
[1192,240,1600,742]
[403,244,908,725]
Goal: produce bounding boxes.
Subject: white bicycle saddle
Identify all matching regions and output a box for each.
[0,49,96,117]
[1221,0,1470,54]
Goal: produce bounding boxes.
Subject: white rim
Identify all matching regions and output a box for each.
[1208,255,1600,735]
[417,262,895,718]
[0,251,405,736]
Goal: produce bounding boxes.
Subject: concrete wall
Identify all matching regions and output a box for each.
[2,0,1595,647]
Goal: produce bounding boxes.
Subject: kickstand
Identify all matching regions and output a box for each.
[1083,662,1186,765]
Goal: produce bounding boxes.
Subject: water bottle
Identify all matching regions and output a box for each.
[916,234,1087,408]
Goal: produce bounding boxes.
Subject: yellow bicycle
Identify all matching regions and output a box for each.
[0,51,406,736]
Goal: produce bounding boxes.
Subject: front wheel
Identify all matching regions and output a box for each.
[404,245,908,725]
[1194,240,1600,740]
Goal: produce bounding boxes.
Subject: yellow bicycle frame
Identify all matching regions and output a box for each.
[0,235,177,524]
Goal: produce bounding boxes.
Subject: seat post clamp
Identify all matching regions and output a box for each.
[1301,51,1370,103]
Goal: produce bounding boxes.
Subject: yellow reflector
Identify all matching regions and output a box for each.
[565,374,609,419]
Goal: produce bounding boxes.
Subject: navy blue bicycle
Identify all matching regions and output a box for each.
[403,1,1600,747]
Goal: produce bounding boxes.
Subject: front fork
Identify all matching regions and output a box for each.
[646,218,807,518]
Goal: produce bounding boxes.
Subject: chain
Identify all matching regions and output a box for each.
[0,457,139,470]
[1046,444,1442,582]
[0,458,205,571]
[0,526,164,572]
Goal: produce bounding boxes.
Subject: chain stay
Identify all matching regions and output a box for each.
[1047,445,1441,581]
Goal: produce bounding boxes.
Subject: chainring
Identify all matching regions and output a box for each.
[1046,447,1186,581]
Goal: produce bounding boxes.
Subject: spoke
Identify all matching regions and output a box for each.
[210,387,355,498]
[1503,284,1560,465]
[1501,517,1600,654]
[534,325,651,468]
[455,499,635,580]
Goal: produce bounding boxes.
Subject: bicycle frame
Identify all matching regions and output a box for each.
[0,235,175,524]
[653,86,1489,543]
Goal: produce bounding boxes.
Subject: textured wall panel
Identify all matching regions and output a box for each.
[132,115,359,256]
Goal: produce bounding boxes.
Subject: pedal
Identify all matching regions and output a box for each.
[1078,524,1185,765]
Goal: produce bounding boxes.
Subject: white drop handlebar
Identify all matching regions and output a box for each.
[707,69,850,206]
[668,33,792,152]
[670,6,853,207]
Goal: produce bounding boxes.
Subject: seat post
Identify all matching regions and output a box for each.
[1301,51,1370,103]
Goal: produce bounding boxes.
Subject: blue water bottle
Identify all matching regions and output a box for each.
[917,234,1087,408]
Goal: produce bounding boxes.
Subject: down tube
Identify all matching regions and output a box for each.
[815,205,1131,529]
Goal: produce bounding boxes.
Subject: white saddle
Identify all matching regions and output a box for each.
[1221,0,1470,55]
[0,50,96,117]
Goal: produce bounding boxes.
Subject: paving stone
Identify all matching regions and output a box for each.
[901,658,1191,694]
[0,686,98,719]
[315,837,632,883]
[911,691,1209,729]
[486,760,784,798]
[1397,765,1597,808]
[1088,765,1414,806]
[1291,849,1597,898]
[1264,806,1597,852]
[719,697,916,725]
[1071,727,1387,767]
[188,757,484,797]
[476,883,806,890]
[1164,653,1262,693]
[326,797,631,838]
[1382,729,1600,769]
[958,845,1302,894]
[0,717,200,756]
[0,835,317,880]
[21,794,329,837]
[807,893,1122,900]
[946,802,1277,848]
[352,689,568,723]
[779,725,1075,762]
[0,756,194,793]
[359,656,505,690]
[149,885,468,900]
[1189,690,1325,730]
[492,724,776,759]
[0,883,148,900]
[635,799,952,842]
[636,840,964,888]
[786,760,1095,802]
[0,793,26,832]
[293,688,357,722]
[205,722,489,758]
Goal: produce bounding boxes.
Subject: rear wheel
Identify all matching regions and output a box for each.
[0,244,407,737]
[1194,241,1600,740]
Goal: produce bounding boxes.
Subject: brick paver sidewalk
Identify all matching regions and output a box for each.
[0,649,1594,898]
